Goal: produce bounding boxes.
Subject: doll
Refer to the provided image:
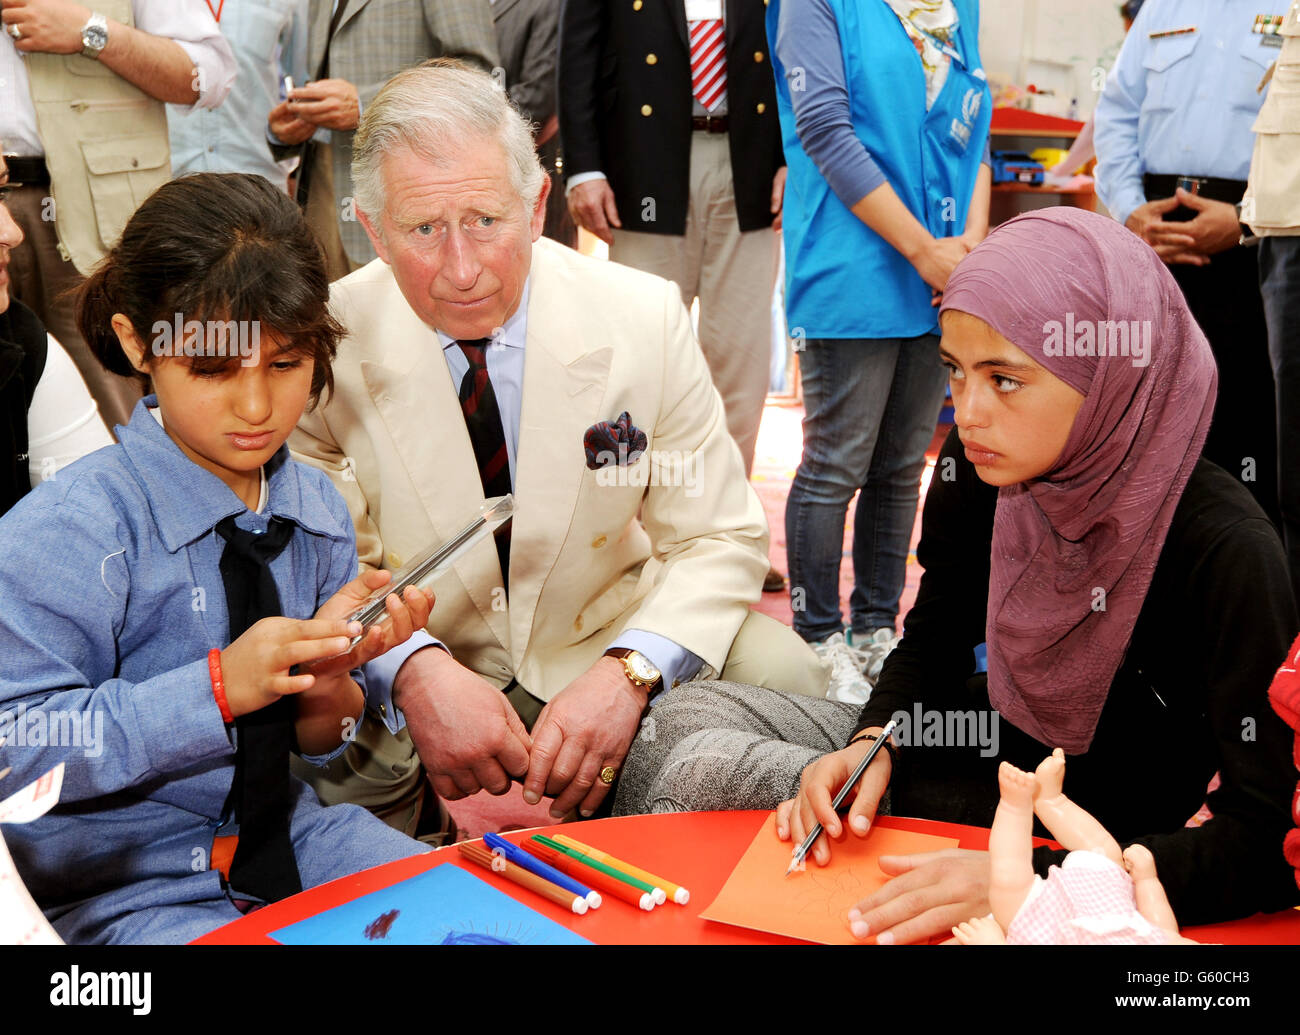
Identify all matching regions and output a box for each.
[953,749,1197,945]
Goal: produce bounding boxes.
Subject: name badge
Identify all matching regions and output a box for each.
[685,0,723,21]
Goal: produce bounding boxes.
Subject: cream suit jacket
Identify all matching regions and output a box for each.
[290,236,770,702]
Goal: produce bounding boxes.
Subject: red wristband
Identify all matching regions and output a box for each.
[208,648,233,724]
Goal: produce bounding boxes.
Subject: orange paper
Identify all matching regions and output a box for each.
[699,813,960,944]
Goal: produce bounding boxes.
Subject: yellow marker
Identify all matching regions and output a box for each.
[552,834,690,905]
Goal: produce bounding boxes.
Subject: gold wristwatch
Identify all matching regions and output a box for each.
[604,647,663,695]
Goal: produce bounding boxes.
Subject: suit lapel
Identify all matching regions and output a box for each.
[508,242,613,662]
[493,0,523,22]
[669,0,689,48]
[359,315,511,651]
[334,0,375,37]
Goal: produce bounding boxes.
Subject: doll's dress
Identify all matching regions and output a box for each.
[1004,849,1172,945]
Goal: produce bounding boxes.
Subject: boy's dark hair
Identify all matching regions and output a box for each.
[76,172,343,405]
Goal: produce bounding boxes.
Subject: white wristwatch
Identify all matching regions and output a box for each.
[80,12,109,60]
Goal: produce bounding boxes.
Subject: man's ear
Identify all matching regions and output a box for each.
[357,207,391,263]
[110,314,150,374]
[529,173,551,242]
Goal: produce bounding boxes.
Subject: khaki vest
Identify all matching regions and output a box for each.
[24,0,172,275]
[1243,0,1300,235]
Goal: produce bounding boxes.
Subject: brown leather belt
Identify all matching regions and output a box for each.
[691,114,729,133]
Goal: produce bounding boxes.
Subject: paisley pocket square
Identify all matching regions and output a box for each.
[584,411,647,469]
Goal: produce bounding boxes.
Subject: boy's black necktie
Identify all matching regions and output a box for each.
[457,339,512,588]
[216,514,303,902]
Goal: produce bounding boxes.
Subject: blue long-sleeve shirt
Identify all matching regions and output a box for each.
[0,398,404,911]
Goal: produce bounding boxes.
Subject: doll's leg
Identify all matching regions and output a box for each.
[1123,844,1180,935]
[1032,748,1123,866]
[952,915,1006,945]
[988,762,1038,932]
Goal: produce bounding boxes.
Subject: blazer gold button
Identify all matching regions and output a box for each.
[387,551,402,567]
[754,51,765,62]
[633,0,642,8]
[756,102,766,114]
[592,535,607,548]
[646,53,657,65]
[574,614,584,632]
[641,104,652,116]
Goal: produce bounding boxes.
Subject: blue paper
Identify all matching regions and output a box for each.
[269,863,592,945]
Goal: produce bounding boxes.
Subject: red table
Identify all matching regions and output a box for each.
[196,811,1300,945]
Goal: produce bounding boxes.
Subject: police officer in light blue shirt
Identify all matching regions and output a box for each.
[1095,0,1286,525]
[168,0,309,191]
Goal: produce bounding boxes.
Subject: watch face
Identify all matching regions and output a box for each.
[83,25,108,52]
[626,652,660,684]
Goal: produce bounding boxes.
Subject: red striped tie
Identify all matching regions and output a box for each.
[689,18,727,112]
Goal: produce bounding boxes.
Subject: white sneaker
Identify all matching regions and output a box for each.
[848,627,901,683]
[812,631,874,705]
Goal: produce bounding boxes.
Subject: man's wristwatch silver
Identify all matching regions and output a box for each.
[604,648,663,695]
[80,13,109,60]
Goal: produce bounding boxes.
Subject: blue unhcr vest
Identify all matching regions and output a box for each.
[769,0,992,339]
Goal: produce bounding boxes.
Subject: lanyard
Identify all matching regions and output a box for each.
[205,0,225,24]
[896,11,964,66]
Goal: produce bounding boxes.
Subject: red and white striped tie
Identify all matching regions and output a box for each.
[689,19,727,112]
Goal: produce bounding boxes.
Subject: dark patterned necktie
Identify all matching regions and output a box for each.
[215,514,303,902]
[457,339,512,588]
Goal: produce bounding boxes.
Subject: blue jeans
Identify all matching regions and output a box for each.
[1260,236,1300,606]
[784,335,947,642]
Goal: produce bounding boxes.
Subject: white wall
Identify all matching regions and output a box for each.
[978,0,1128,118]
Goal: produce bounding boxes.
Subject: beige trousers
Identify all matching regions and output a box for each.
[610,132,777,476]
[300,609,830,833]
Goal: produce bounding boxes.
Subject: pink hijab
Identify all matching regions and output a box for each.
[938,209,1217,752]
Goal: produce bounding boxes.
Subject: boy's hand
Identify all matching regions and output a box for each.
[302,570,435,679]
[219,617,363,718]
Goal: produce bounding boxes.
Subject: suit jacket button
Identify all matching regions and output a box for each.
[387,551,402,567]
[646,53,657,65]
[756,102,766,114]
[633,0,642,8]
[754,51,765,62]
[641,104,653,116]
[592,535,607,548]
[574,614,584,631]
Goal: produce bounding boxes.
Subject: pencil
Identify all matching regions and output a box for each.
[786,718,899,876]
[458,843,589,914]
[552,834,691,905]
[530,838,655,911]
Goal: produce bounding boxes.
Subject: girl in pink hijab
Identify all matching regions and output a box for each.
[763,208,1300,941]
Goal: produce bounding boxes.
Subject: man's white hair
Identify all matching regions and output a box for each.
[351,59,546,231]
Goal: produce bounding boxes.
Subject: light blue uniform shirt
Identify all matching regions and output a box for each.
[169,0,309,184]
[0,398,411,928]
[373,278,705,700]
[1095,0,1286,225]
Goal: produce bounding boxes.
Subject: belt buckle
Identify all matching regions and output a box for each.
[1175,175,1208,197]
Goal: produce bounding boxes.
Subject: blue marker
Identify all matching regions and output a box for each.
[483,832,602,908]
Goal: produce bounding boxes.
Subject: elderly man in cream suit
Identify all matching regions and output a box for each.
[290,60,829,834]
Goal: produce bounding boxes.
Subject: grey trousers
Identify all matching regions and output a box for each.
[613,680,861,816]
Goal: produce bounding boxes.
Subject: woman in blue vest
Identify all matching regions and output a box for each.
[769,0,992,696]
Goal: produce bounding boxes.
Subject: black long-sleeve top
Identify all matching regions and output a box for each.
[855,427,1300,925]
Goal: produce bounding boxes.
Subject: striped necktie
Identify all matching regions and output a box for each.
[689,18,728,112]
[457,339,512,587]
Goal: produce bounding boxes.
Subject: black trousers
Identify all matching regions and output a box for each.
[1166,247,1280,527]
[1259,236,1300,605]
